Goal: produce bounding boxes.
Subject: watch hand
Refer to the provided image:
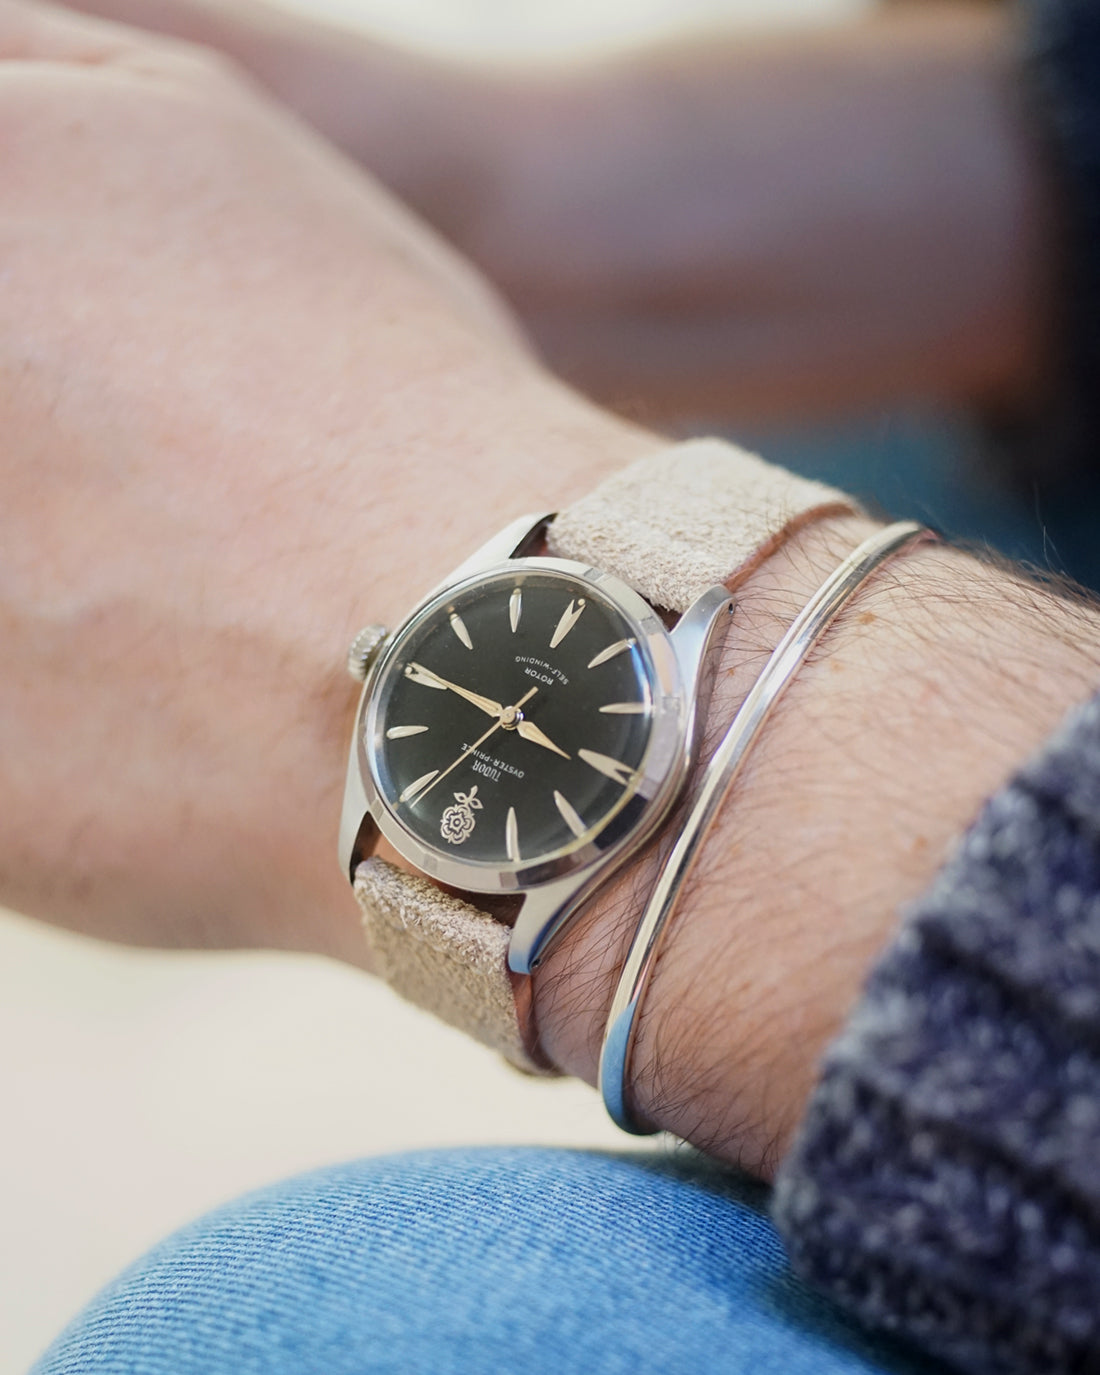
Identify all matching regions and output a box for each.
[515,719,571,760]
[406,663,503,719]
[411,686,539,806]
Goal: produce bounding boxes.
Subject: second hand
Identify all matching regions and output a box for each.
[410,686,538,807]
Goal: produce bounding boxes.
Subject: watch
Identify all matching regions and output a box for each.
[338,438,855,1073]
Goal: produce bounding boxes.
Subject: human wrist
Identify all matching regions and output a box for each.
[298,387,661,969]
[533,514,1100,1174]
[530,511,881,1090]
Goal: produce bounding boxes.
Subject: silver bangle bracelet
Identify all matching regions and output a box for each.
[598,520,932,1134]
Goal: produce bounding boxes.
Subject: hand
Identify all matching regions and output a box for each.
[515,718,570,760]
[64,0,1052,425]
[405,664,503,720]
[0,0,650,964]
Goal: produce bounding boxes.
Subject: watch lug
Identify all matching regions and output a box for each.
[670,583,735,755]
[338,681,374,880]
[424,513,551,601]
[508,872,594,975]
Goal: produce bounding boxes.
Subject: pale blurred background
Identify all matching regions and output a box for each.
[1,0,869,1370]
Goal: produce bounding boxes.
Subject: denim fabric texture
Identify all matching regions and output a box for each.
[34,1147,943,1375]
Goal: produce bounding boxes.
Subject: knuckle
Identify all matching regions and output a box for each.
[111,28,249,95]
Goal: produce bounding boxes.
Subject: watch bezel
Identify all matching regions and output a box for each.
[353,556,688,896]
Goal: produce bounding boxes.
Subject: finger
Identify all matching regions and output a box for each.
[0,0,152,60]
[58,0,279,56]
[57,0,353,132]
[0,0,233,75]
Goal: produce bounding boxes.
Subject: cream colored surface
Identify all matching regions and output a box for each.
[289,0,870,57]
[0,908,620,1369]
[2,1,868,1371]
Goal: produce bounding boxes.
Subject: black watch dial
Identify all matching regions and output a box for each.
[367,568,658,871]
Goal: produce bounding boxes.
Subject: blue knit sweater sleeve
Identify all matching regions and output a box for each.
[772,691,1100,1374]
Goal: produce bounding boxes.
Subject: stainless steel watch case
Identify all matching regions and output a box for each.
[339,514,733,974]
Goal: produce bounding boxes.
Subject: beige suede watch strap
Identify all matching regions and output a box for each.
[354,857,553,1075]
[355,437,857,1074]
[547,436,854,612]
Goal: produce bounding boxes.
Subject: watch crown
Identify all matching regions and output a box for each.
[346,624,390,683]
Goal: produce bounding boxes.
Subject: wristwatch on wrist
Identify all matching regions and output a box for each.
[338,438,855,1073]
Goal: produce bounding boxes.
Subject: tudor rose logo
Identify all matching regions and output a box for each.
[440,786,483,845]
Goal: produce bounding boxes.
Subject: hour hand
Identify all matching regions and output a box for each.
[406,663,503,718]
[516,719,571,760]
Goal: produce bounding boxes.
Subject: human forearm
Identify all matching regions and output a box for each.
[0,0,666,964]
[533,514,1100,1175]
[773,661,1100,1375]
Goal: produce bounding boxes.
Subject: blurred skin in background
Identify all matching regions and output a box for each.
[66,0,1052,430]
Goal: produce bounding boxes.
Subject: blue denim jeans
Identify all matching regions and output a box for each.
[33,1148,943,1374]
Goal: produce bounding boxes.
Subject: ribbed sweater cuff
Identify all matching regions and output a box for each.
[773,691,1100,1375]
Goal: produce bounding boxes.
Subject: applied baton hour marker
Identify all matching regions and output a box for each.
[550,598,586,650]
[578,749,634,787]
[509,587,522,634]
[506,806,520,863]
[587,638,635,670]
[599,702,646,715]
[400,770,439,804]
[386,725,430,740]
[449,611,473,650]
[554,790,586,839]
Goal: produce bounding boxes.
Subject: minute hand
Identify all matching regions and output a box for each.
[516,719,571,760]
[407,663,503,718]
